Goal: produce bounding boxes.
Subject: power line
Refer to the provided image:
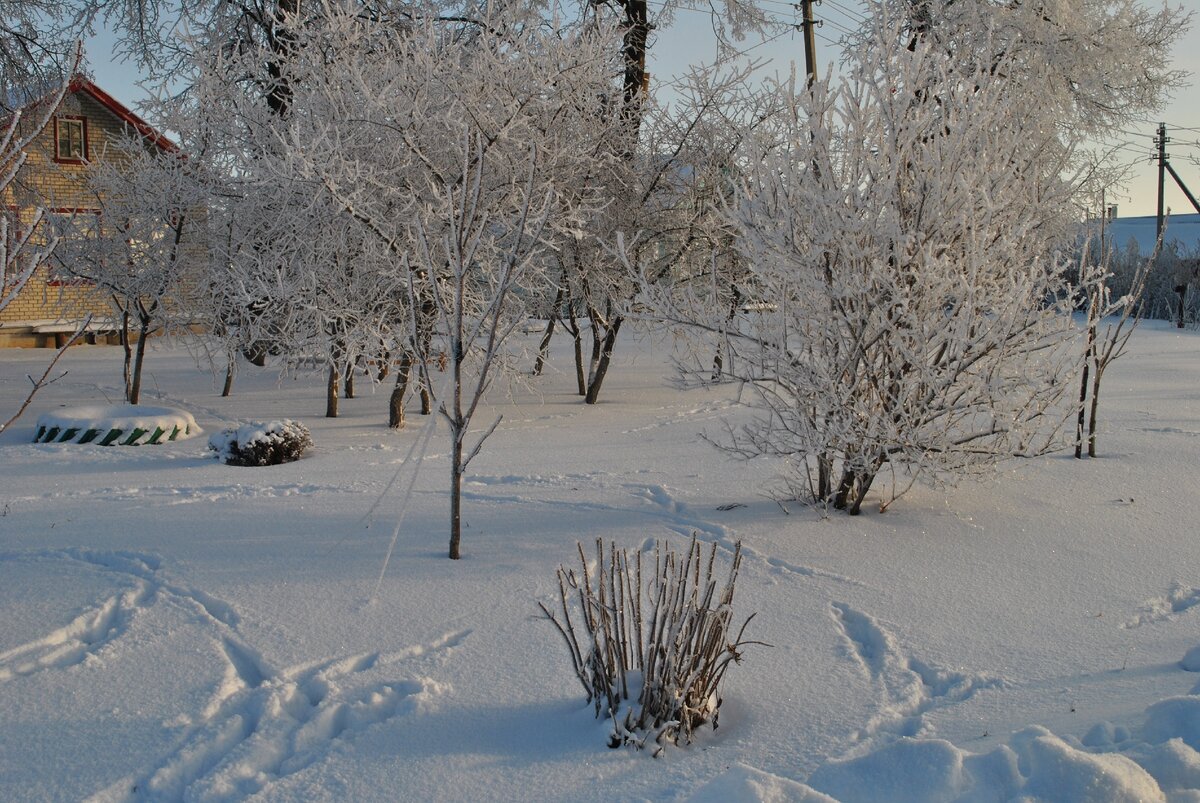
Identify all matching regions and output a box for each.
[824,0,868,23]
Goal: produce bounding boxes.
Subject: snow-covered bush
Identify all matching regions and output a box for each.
[540,536,756,755]
[209,420,311,466]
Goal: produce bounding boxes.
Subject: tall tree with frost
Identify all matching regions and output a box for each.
[274,2,624,557]
[539,0,775,405]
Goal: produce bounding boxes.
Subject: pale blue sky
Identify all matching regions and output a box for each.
[83,1,1200,217]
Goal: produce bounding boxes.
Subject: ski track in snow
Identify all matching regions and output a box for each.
[92,630,466,803]
[0,549,236,683]
[1123,582,1200,628]
[830,602,1004,748]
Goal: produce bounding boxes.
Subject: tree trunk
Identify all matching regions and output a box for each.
[344,360,355,399]
[377,350,390,381]
[222,360,235,397]
[1074,354,1091,459]
[533,317,556,376]
[388,352,413,429]
[619,0,650,152]
[449,431,463,559]
[572,320,586,396]
[448,334,465,560]
[420,374,432,415]
[533,286,564,376]
[561,277,587,395]
[326,363,339,418]
[129,316,151,406]
[817,452,832,503]
[712,285,741,381]
[1088,366,1103,458]
[1077,295,1098,458]
[833,468,855,511]
[584,316,622,405]
[847,472,875,515]
[119,306,132,402]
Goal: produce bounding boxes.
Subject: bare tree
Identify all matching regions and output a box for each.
[1075,236,1156,458]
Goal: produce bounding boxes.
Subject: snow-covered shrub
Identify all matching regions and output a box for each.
[540,536,756,755]
[209,420,311,466]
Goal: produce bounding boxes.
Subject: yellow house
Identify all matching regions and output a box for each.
[1,76,182,348]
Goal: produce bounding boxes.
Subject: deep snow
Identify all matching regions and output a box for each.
[1,323,1198,802]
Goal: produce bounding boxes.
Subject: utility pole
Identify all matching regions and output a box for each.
[1153,123,1200,328]
[798,0,820,85]
[1156,122,1168,243]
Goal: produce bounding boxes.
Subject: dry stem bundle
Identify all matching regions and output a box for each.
[539,535,757,754]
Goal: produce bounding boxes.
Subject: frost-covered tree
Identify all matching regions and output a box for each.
[519,0,779,405]
[260,1,624,557]
[53,133,206,404]
[647,9,1100,513]
[157,10,414,417]
[879,0,1188,137]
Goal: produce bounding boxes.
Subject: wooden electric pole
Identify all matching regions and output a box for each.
[798,0,820,85]
[1156,122,1168,243]
[1153,123,1200,328]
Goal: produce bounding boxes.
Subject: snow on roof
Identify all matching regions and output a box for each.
[1102,213,1200,257]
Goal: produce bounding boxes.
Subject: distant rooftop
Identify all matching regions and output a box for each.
[1101,213,1200,257]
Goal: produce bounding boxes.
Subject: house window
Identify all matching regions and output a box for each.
[45,209,101,284]
[54,117,88,162]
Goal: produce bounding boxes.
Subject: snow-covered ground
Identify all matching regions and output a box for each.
[1,323,1198,802]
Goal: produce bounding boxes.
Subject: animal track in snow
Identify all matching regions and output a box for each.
[626,483,862,587]
[1136,426,1200,438]
[1123,582,1200,628]
[1,551,468,801]
[92,630,467,802]
[619,399,738,434]
[830,602,1003,746]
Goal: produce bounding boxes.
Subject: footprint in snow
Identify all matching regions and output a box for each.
[91,629,468,802]
[830,602,1003,748]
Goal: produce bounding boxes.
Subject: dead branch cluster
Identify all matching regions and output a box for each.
[539,535,757,755]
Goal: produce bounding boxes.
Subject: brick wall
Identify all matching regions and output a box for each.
[1,88,204,346]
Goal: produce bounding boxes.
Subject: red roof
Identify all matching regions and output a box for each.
[67,75,179,153]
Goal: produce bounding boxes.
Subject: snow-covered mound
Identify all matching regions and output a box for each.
[33,405,199,445]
